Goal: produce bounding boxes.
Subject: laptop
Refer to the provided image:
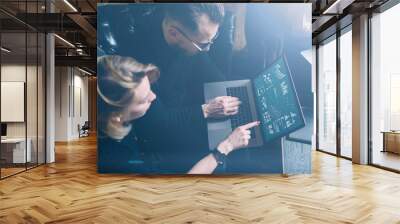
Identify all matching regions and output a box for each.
[204,55,305,149]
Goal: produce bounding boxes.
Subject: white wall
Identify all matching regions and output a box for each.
[54,67,89,141]
[54,67,69,141]
[72,73,89,138]
[1,65,26,139]
[1,65,42,137]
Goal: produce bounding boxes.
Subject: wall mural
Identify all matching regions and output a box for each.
[97,3,313,174]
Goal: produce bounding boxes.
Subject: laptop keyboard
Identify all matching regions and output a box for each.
[226,86,255,137]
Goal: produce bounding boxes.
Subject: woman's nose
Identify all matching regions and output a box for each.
[150,91,156,102]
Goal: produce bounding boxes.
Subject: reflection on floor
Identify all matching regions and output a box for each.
[0,163,42,178]
[373,150,400,171]
[341,147,352,158]
[1,167,25,178]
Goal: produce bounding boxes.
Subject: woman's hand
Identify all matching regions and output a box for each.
[188,121,260,175]
[217,121,260,155]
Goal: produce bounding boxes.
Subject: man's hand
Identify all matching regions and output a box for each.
[202,96,241,119]
[217,121,260,155]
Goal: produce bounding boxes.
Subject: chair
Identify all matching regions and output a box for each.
[78,121,90,138]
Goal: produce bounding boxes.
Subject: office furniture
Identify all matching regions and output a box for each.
[381,131,400,154]
[78,121,90,138]
[282,137,311,174]
[0,138,31,165]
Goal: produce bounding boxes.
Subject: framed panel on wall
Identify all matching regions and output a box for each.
[1,82,25,122]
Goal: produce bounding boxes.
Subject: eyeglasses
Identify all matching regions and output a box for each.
[172,26,219,52]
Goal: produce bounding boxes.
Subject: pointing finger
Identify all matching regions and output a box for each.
[240,121,260,130]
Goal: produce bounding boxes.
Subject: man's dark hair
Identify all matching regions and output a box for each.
[164,3,225,33]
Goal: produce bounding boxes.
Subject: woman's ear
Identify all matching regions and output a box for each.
[167,27,179,44]
[146,66,160,83]
[169,27,178,37]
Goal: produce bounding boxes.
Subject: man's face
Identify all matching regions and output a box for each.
[168,14,220,55]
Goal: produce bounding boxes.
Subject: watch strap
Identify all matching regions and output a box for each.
[212,149,227,166]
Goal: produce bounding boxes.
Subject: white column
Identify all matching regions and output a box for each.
[46,33,55,163]
[45,1,55,163]
[352,14,369,164]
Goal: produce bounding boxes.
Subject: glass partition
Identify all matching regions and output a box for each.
[1,30,28,177]
[38,32,45,165]
[0,1,46,179]
[27,31,38,169]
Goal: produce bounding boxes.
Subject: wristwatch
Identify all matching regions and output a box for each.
[212,149,227,166]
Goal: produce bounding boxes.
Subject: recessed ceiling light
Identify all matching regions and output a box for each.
[1,47,11,53]
[322,0,354,15]
[63,0,78,12]
[78,67,93,76]
[54,34,75,48]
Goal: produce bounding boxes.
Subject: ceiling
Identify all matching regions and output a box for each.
[0,0,393,74]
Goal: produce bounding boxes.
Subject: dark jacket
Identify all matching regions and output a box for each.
[97,4,231,173]
[97,129,155,173]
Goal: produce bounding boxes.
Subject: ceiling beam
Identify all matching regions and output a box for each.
[55,55,96,69]
[322,0,356,14]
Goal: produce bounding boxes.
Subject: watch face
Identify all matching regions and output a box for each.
[213,150,226,165]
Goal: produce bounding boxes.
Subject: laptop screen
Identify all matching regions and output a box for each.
[252,56,305,142]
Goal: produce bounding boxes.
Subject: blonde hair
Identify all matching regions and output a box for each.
[98,55,159,140]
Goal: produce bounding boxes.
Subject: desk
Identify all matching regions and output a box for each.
[381,131,400,154]
[1,138,31,163]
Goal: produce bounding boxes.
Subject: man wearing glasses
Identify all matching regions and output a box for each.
[164,18,219,54]
[98,3,241,173]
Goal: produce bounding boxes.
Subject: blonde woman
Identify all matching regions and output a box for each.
[97,55,159,173]
[97,55,259,174]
